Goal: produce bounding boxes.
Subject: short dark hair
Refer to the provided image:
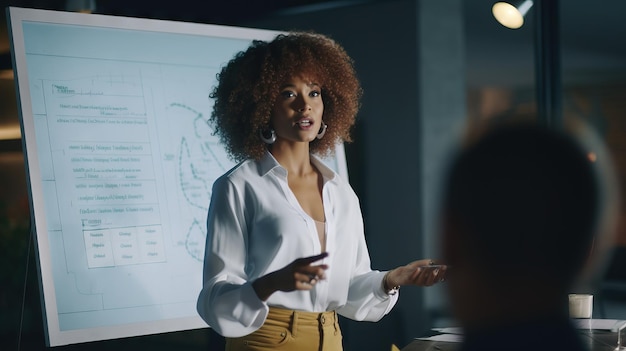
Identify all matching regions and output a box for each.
[442,124,598,285]
[209,32,362,161]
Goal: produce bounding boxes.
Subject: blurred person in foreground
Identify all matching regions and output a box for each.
[440,122,617,351]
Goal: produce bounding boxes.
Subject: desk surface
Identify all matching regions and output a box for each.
[401,330,619,351]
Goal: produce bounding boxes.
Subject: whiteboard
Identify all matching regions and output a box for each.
[7,7,348,346]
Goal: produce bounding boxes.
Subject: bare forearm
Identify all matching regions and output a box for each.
[252,253,329,301]
[252,273,277,301]
[388,259,447,287]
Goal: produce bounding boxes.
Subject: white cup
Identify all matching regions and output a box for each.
[568,293,593,319]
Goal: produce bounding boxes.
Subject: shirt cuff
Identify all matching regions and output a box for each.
[374,271,399,300]
[235,282,269,327]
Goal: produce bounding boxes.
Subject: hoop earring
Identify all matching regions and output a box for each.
[259,128,276,144]
[316,122,327,140]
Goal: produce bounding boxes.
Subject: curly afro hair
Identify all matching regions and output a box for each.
[208,32,362,162]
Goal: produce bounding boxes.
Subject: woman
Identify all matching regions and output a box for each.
[197,32,445,351]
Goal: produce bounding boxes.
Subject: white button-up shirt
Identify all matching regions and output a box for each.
[197,151,398,337]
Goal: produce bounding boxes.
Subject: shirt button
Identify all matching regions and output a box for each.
[321,315,326,324]
[281,332,286,337]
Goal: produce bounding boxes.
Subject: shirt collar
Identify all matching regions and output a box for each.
[258,150,338,183]
[258,150,284,177]
[311,154,338,183]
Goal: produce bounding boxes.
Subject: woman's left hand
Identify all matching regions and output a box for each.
[386,259,447,288]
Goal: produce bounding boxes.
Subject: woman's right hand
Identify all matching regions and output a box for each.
[252,252,329,301]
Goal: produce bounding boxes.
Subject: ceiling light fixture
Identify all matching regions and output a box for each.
[492,0,534,29]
